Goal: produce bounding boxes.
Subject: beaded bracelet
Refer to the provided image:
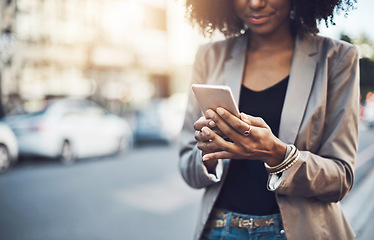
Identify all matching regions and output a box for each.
[264,144,300,175]
[267,150,300,175]
[265,145,296,171]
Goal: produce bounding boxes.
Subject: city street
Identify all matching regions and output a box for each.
[0,142,203,240]
[0,1,373,239]
[0,127,374,240]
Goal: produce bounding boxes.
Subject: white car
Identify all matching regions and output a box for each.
[3,98,133,164]
[0,122,18,172]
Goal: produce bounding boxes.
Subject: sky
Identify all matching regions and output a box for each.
[319,0,374,42]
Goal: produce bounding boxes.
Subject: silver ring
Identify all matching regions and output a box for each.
[243,126,251,136]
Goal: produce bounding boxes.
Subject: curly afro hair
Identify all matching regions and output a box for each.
[185,0,357,38]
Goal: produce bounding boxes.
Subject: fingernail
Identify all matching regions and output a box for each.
[202,127,210,136]
[217,108,224,116]
[241,113,248,119]
[205,109,214,119]
[203,155,210,161]
[209,121,216,127]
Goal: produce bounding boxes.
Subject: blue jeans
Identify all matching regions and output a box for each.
[201,209,287,240]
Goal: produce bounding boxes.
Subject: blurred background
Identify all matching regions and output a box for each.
[0,0,374,239]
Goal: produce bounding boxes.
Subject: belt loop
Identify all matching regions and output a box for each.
[225,212,232,233]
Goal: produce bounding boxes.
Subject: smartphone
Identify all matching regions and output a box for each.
[191,84,240,118]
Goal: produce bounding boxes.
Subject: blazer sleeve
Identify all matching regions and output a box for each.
[270,44,360,202]
[179,44,224,189]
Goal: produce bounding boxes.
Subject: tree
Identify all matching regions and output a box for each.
[340,34,353,44]
[340,33,374,103]
[360,58,374,101]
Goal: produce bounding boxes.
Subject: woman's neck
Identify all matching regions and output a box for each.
[248,26,294,52]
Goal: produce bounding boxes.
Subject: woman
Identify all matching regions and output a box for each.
[179,0,359,239]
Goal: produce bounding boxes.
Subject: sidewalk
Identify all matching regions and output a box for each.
[341,141,374,239]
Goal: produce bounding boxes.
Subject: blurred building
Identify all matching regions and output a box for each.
[0,0,16,116]
[0,0,205,115]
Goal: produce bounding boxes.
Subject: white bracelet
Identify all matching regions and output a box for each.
[264,144,299,174]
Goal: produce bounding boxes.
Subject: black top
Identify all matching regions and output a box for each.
[214,76,289,215]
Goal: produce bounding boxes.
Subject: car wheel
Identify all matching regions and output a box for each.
[0,145,11,173]
[60,141,75,165]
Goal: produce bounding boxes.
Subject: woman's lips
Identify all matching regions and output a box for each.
[248,15,271,25]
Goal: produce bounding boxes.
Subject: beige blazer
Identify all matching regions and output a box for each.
[179,32,359,240]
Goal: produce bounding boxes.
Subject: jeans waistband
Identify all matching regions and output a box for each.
[206,208,283,230]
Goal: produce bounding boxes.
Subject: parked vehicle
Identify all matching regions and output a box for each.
[134,100,171,144]
[0,122,18,172]
[133,94,186,144]
[364,103,374,128]
[3,98,133,164]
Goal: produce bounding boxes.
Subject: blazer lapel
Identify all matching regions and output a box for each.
[278,34,318,144]
[222,34,248,103]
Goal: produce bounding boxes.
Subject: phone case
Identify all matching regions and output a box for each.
[191,84,240,117]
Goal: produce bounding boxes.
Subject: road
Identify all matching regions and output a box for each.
[0,127,374,240]
[341,126,374,240]
[0,142,203,240]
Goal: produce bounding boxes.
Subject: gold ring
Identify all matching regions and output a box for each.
[243,126,251,136]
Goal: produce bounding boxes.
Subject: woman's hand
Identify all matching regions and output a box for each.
[194,116,226,154]
[202,107,287,166]
[194,116,226,172]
